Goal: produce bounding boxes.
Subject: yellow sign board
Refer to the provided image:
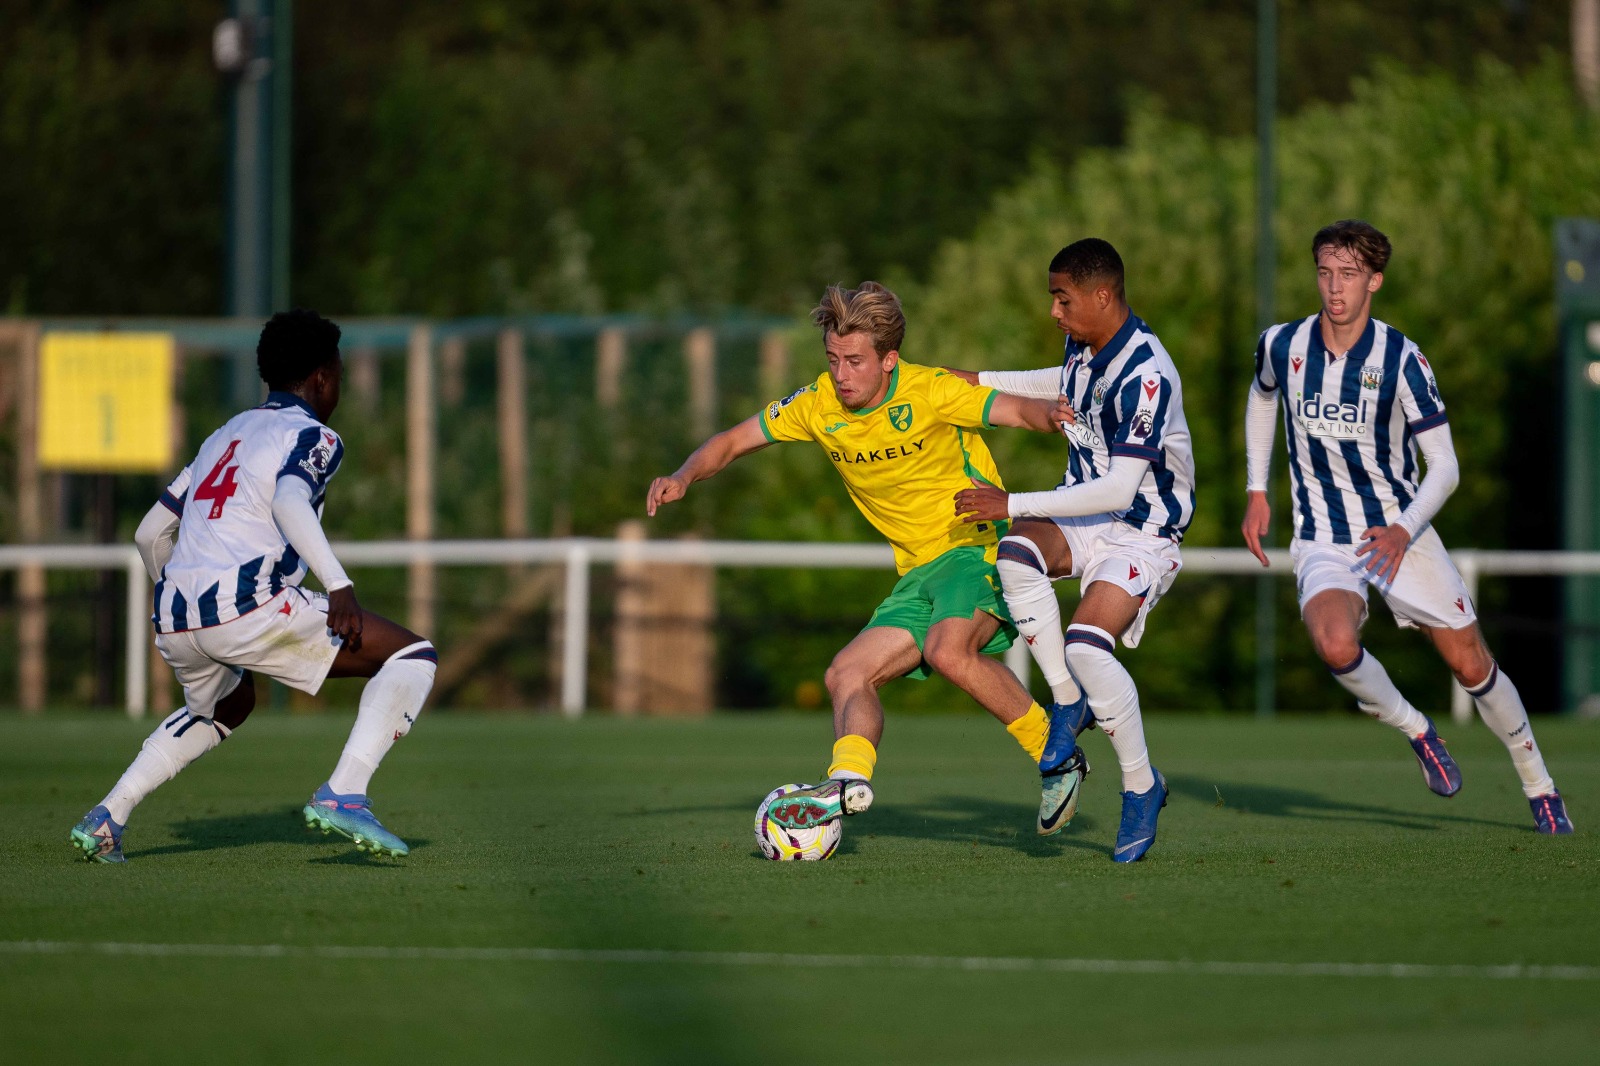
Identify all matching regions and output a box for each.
[39,332,175,472]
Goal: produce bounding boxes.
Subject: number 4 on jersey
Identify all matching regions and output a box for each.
[193,439,242,519]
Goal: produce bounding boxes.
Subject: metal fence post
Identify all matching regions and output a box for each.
[561,540,591,717]
[1005,639,1032,689]
[406,325,436,639]
[1452,550,1481,724]
[124,552,149,719]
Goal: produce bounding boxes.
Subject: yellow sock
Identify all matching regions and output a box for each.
[827,734,877,781]
[1006,703,1049,762]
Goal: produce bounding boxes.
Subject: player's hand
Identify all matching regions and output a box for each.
[646,475,689,516]
[1055,393,1078,430]
[1241,491,1272,567]
[941,366,980,385]
[954,479,1010,523]
[1356,524,1411,584]
[326,586,364,651]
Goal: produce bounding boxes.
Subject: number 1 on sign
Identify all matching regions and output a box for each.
[193,439,242,519]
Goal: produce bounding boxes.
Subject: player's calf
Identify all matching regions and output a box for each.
[326,640,436,797]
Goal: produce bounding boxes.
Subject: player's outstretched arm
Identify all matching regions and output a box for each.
[647,415,771,517]
[988,393,1070,434]
[957,455,1149,523]
[133,501,181,582]
[271,475,363,648]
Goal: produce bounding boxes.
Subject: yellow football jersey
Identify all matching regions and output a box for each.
[759,361,1007,573]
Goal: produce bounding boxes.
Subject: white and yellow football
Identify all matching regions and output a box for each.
[754,783,841,861]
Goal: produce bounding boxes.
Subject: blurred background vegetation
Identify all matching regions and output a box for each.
[1,1,1596,714]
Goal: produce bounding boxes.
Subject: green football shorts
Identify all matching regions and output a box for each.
[864,545,1017,680]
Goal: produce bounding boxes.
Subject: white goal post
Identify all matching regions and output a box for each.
[4,540,1598,721]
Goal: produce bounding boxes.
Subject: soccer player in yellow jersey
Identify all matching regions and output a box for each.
[647,282,1078,836]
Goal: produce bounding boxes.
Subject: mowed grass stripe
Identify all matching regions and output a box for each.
[4,940,1596,981]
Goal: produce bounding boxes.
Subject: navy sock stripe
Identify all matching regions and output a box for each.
[1329,648,1366,676]
[996,540,1045,573]
[172,713,208,737]
[399,647,438,664]
[1466,662,1499,698]
[1064,627,1115,654]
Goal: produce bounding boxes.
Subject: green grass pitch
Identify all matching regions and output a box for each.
[2,710,1596,1064]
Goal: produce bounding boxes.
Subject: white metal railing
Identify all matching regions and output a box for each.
[3,540,1599,721]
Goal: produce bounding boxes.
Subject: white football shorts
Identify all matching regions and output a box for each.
[1048,513,1184,649]
[1290,526,1476,631]
[154,586,342,717]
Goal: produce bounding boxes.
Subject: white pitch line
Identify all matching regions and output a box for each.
[1,941,1595,981]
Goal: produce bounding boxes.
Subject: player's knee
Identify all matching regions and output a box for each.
[1310,630,1361,670]
[1452,649,1495,690]
[920,634,970,680]
[824,654,873,699]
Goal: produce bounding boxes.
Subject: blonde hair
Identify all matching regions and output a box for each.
[811,281,906,356]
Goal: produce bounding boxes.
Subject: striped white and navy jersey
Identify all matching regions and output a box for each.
[985,313,1196,539]
[152,392,345,633]
[1254,314,1448,544]
[993,313,1196,540]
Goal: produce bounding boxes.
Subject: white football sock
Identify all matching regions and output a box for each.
[327,642,436,796]
[1467,663,1555,797]
[996,537,1082,706]
[1064,623,1154,793]
[100,707,232,824]
[1331,648,1429,738]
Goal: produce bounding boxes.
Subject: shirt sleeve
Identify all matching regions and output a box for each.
[977,367,1061,399]
[278,424,346,493]
[1244,382,1278,492]
[1109,368,1172,462]
[1008,455,1149,518]
[1398,345,1448,433]
[1394,422,1459,539]
[1252,329,1278,393]
[927,369,999,429]
[159,465,194,515]
[272,475,353,592]
[134,500,181,582]
[758,383,820,443]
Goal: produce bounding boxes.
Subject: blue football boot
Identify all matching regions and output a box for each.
[303,783,409,857]
[1408,718,1463,797]
[1039,694,1096,774]
[1529,791,1574,835]
[1112,770,1167,863]
[69,805,126,864]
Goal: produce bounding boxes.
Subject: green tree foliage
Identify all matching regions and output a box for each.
[905,56,1600,709]
[0,1,1571,316]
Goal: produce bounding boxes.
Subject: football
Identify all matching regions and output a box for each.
[753,783,842,861]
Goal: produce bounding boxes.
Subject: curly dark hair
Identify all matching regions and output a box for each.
[256,309,342,390]
[1049,238,1125,300]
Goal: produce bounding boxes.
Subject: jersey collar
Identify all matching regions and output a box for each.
[847,361,902,416]
[1072,311,1142,372]
[261,390,319,419]
[1312,314,1376,363]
